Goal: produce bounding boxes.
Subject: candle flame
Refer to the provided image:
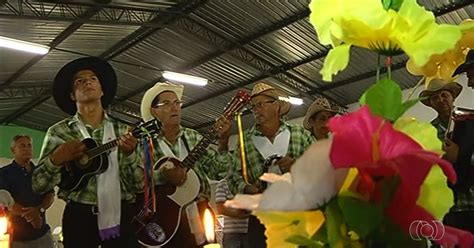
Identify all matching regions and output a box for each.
[203,208,214,242]
[0,216,7,234]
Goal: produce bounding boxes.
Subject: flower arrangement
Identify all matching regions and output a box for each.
[225,0,474,247]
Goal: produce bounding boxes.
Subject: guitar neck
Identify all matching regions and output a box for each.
[182,135,214,169]
[87,139,120,159]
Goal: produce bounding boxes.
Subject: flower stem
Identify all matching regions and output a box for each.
[407,77,425,100]
[385,56,392,80]
[376,54,381,82]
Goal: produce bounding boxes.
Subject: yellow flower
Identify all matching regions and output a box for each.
[309,0,462,81]
[254,210,325,248]
[407,19,474,85]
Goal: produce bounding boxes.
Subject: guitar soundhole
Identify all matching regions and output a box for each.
[78,155,90,168]
[146,223,166,243]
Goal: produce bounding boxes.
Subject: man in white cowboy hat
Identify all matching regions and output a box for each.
[226,82,313,247]
[32,57,143,248]
[139,82,233,247]
[303,97,339,140]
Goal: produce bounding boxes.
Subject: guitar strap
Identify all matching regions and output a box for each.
[157,136,189,161]
[76,117,121,240]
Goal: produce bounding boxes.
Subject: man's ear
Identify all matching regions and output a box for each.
[70,92,76,101]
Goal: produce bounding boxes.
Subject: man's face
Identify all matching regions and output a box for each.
[465,66,474,90]
[309,110,335,138]
[249,95,280,125]
[151,91,182,126]
[429,90,454,116]
[11,137,32,162]
[70,69,104,104]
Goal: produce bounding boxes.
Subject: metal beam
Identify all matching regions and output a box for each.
[0,1,181,27]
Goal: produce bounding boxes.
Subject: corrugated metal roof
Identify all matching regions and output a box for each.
[0,0,472,132]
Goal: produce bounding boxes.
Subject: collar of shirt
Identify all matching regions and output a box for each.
[67,112,112,128]
[251,121,289,137]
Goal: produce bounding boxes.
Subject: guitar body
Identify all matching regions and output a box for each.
[58,138,108,191]
[136,157,201,247]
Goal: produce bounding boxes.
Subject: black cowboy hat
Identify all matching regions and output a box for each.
[53,57,117,115]
[453,50,474,76]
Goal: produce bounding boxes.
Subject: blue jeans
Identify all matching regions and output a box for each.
[222,233,249,248]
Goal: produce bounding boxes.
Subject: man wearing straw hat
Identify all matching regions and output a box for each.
[226,82,313,247]
[32,57,143,248]
[303,97,339,140]
[140,82,233,247]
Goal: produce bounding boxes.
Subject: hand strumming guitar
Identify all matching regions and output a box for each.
[118,132,138,155]
[243,184,260,195]
[162,166,187,186]
[22,207,43,229]
[51,141,86,166]
[443,138,459,163]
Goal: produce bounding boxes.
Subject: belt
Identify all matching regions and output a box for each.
[67,201,99,215]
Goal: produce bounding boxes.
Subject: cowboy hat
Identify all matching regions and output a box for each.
[303,97,339,130]
[453,49,474,76]
[251,82,291,116]
[53,57,117,115]
[419,78,462,106]
[140,82,184,122]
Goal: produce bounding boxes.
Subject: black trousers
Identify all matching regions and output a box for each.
[443,210,474,234]
[247,215,266,248]
[62,201,139,248]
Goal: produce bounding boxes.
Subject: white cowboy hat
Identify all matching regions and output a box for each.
[140,82,184,121]
[418,78,462,107]
[303,97,339,130]
[251,82,291,116]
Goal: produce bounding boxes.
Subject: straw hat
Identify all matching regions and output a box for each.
[303,97,338,130]
[251,82,291,116]
[140,82,184,121]
[418,78,462,106]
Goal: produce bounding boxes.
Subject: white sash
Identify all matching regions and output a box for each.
[157,138,188,161]
[76,118,121,240]
[252,128,291,175]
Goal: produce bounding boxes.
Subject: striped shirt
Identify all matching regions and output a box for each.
[227,122,314,194]
[215,180,248,233]
[32,113,143,204]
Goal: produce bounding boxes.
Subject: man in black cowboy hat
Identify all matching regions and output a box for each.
[453,49,474,89]
[32,57,143,248]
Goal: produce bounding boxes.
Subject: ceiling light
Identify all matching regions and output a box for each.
[279,96,304,105]
[162,71,208,86]
[0,36,49,55]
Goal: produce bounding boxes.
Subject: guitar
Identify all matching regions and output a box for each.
[58,119,161,191]
[135,90,251,247]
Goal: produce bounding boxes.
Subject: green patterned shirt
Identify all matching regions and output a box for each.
[32,113,143,205]
[227,122,314,194]
[148,126,231,200]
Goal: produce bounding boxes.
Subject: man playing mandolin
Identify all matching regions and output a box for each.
[138,82,236,247]
[32,57,143,248]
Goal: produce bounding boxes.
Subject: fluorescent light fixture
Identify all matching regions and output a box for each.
[162,71,208,86]
[0,36,49,55]
[279,96,304,105]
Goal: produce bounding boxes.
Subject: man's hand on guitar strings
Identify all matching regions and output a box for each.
[443,138,459,163]
[51,140,86,166]
[163,167,187,186]
[214,117,231,140]
[118,132,137,155]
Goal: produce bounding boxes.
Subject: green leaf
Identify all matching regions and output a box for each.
[360,78,418,122]
[325,200,346,247]
[312,223,328,244]
[381,0,404,11]
[286,235,325,248]
[337,196,384,238]
[371,217,427,248]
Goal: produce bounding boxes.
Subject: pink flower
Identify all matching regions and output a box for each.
[328,106,456,231]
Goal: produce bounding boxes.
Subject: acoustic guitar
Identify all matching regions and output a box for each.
[134,90,250,247]
[58,119,160,191]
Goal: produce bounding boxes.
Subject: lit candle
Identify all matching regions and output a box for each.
[203,208,220,248]
[0,215,9,248]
